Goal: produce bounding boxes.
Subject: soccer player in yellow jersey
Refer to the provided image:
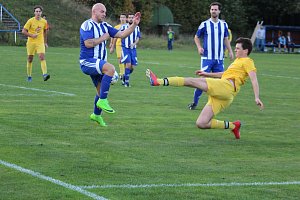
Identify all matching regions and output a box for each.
[110,13,127,81]
[22,5,50,82]
[146,37,264,139]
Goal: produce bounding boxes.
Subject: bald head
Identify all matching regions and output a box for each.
[91,3,106,23]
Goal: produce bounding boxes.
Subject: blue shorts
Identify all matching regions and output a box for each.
[80,58,106,87]
[200,58,224,72]
[121,47,138,66]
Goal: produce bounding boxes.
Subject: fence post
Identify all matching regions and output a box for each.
[1,5,3,22]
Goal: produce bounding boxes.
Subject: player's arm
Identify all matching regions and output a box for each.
[248,71,264,110]
[22,28,37,38]
[115,12,141,39]
[194,35,203,55]
[84,33,110,48]
[224,37,234,60]
[195,70,223,78]
[109,38,117,53]
[44,28,48,47]
[130,37,140,48]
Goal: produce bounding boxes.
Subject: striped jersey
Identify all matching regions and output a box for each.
[80,19,118,60]
[195,19,229,60]
[120,24,141,49]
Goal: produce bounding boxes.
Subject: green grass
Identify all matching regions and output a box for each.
[0,46,300,200]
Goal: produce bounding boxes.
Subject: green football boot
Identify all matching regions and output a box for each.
[90,113,107,127]
[96,98,115,114]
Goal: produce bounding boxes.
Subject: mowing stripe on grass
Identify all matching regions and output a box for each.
[0,160,107,200]
[0,84,75,96]
[80,181,300,189]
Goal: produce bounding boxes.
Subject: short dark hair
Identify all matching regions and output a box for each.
[236,37,252,55]
[34,5,43,12]
[210,2,222,10]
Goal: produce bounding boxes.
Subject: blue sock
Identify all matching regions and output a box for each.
[94,95,102,115]
[193,89,203,105]
[124,68,131,85]
[100,74,112,99]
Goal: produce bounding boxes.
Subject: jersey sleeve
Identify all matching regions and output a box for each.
[224,22,229,38]
[23,19,32,30]
[195,22,205,38]
[80,20,94,41]
[104,23,118,38]
[245,59,257,73]
[137,26,141,38]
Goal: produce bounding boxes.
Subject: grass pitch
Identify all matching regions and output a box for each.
[0,46,299,199]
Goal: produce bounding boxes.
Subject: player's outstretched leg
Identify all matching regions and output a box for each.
[231,120,241,139]
[146,69,160,86]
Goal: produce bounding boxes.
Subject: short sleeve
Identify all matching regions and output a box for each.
[245,58,257,73]
[80,20,94,41]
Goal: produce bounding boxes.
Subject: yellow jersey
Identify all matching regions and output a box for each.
[24,17,47,44]
[114,24,122,46]
[222,57,256,92]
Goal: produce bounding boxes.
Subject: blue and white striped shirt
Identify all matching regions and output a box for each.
[80,19,118,61]
[196,19,229,60]
[120,24,141,49]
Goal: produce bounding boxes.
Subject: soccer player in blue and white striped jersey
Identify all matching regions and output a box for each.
[188,2,234,110]
[79,3,141,126]
[120,14,141,87]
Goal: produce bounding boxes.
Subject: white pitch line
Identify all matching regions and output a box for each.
[260,73,300,80]
[79,181,300,189]
[0,160,107,200]
[0,84,75,96]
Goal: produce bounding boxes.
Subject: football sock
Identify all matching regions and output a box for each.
[211,119,235,129]
[41,60,47,74]
[161,77,185,86]
[27,61,32,77]
[94,95,102,115]
[119,62,125,76]
[193,89,203,105]
[100,74,112,99]
[124,68,131,85]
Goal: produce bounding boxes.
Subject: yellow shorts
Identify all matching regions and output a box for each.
[26,42,45,55]
[206,78,237,115]
[116,45,122,58]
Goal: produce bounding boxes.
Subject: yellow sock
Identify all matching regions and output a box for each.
[119,63,125,75]
[211,119,235,129]
[27,62,32,77]
[41,60,47,74]
[160,77,184,86]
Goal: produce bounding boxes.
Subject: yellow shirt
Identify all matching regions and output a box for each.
[114,24,122,46]
[24,17,47,44]
[222,57,256,92]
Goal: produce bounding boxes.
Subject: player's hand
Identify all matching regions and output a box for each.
[31,34,38,38]
[133,12,141,25]
[45,43,48,48]
[198,47,204,55]
[109,46,114,54]
[255,98,264,110]
[102,32,110,41]
[229,51,234,61]
[195,70,207,77]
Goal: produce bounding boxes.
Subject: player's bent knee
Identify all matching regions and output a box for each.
[196,121,208,129]
[103,63,115,76]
